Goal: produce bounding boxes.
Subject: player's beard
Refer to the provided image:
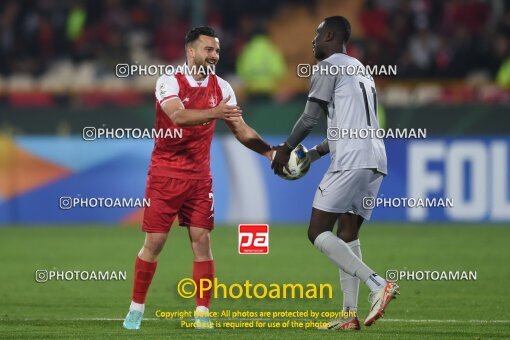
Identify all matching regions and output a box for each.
[194,56,216,76]
[313,47,326,61]
[313,40,324,61]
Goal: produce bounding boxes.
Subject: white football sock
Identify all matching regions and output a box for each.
[129,301,145,313]
[340,239,361,313]
[314,231,375,285]
[365,273,387,293]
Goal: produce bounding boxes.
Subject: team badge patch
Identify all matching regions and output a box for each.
[208,95,218,107]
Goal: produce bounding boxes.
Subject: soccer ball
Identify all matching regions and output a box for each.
[274,144,311,180]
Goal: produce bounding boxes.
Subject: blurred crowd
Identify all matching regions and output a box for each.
[0,0,279,76]
[1,0,509,87]
[354,0,510,79]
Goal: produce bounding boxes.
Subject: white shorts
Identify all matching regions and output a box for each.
[312,169,383,220]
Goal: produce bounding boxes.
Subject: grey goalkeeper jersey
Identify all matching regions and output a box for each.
[309,53,387,175]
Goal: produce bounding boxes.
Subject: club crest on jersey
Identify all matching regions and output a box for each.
[208,95,218,107]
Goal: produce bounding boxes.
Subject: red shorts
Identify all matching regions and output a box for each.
[142,175,214,233]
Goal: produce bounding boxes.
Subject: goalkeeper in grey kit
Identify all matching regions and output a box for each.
[271,16,399,330]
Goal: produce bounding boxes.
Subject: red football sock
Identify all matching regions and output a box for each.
[193,260,215,308]
[132,256,158,304]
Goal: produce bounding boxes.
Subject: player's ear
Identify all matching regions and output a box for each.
[325,31,335,42]
[186,44,195,59]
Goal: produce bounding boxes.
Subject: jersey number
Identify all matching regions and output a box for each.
[359,82,377,126]
[209,192,214,211]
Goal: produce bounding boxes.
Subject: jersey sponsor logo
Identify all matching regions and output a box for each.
[159,82,167,98]
[182,97,190,103]
[238,224,269,254]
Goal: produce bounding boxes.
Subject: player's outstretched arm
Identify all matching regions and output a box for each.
[163,96,242,126]
[224,116,272,160]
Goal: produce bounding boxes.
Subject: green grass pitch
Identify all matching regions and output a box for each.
[1,224,509,339]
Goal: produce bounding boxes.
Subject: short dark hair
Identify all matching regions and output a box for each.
[323,16,351,43]
[185,26,218,46]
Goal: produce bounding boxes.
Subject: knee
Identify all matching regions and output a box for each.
[307,228,319,245]
[191,237,209,253]
[338,230,358,243]
[191,233,211,259]
[142,236,166,258]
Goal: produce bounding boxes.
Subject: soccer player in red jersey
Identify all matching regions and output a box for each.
[123,26,272,330]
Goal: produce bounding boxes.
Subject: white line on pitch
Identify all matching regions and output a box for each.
[8,318,510,324]
[379,319,510,324]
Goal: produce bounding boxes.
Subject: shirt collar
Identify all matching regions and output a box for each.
[183,63,209,87]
